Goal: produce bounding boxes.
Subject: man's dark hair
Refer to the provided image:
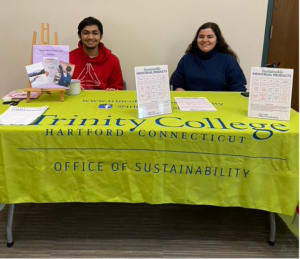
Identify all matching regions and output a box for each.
[78,17,103,35]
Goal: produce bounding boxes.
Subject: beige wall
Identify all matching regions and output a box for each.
[0,0,268,96]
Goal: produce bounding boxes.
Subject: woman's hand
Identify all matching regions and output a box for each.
[175,88,185,91]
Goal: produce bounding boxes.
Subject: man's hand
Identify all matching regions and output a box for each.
[106,88,118,91]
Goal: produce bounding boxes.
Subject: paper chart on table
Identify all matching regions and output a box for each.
[174,97,216,111]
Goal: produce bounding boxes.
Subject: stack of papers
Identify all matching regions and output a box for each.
[3,90,42,100]
[0,106,49,125]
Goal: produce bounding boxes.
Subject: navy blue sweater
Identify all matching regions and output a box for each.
[171,48,247,91]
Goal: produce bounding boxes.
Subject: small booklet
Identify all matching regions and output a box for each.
[3,90,42,100]
[0,106,49,125]
[43,57,59,84]
[53,61,75,87]
[25,62,49,88]
[174,97,216,111]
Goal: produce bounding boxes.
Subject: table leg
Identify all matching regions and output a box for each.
[268,212,276,246]
[7,204,14,248]
[60,91,64,102]
[26,92,30,103]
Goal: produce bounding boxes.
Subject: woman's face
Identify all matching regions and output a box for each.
[197,28,217,53]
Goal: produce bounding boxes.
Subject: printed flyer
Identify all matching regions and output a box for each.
[43,57,59,83]
[134,65,172,118]
[248,67,293,121]
[174,97,216,111]
[25,62,49,88]
[33,45,69,64]
[53,61,75,87]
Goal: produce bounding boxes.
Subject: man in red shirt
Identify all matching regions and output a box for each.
[69,17,123,90]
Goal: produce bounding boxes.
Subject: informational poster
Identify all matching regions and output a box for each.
[174,97,216,112]
[134,65,172,118]
[248,67,293,121]
[32,45,69,64]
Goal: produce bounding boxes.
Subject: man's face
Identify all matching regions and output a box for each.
[79,25,102,50]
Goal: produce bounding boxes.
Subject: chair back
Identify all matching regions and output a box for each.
[123,80,127,90]
[169,71,176,90]
[266,61,281,68]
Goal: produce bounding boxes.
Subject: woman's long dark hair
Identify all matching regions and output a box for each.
[186,22,239,62]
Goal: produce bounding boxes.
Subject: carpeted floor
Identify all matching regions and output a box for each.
[0,203,298,258]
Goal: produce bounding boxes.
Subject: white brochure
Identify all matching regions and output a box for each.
[43,57,59,83]
[0,105,49,125]
[174,97,216,111]
[248,67,293,121]
[135,65,172,118]
[25,62,49,88]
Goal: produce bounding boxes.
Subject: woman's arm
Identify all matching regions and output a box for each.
[225,57,247,92]
[170,57,187,91]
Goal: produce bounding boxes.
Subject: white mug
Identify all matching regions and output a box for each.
[66,79,81,96]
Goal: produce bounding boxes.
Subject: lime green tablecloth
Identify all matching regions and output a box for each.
[0,91,298,215]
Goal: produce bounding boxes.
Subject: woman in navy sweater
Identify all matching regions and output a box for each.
[171,22,247,92]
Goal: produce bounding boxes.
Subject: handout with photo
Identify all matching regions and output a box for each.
[54,61,75,87]
[25,62,49,88]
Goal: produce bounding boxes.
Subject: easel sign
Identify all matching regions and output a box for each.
[32,45,69,64]
[247,67,294,121]
[134,65,172,119]
[23,23,66,103]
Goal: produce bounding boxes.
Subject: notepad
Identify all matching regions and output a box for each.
[0,106,49,125]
